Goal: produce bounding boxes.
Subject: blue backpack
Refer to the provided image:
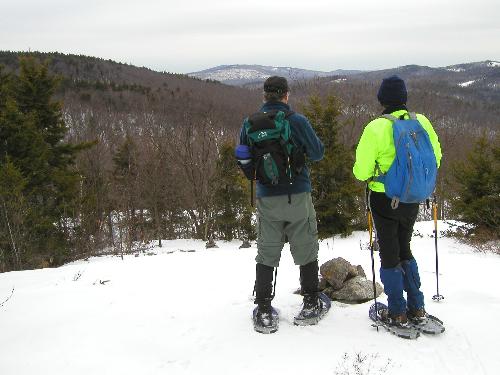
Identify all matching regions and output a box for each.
[375,113,437,207]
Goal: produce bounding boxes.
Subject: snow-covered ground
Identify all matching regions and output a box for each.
[194,67,271,82]
[1,221,499,375]
[446,67,465,72]
[458,80,477,87]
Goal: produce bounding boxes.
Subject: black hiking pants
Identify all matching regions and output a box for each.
[369,191,419,269]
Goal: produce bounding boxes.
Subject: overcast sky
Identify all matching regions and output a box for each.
[1,0,499,73]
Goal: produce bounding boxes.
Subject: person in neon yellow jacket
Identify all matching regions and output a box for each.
[353,76,443,330]
[353,111,442,192]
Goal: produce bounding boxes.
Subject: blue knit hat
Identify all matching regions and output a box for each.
[377,75,407,106]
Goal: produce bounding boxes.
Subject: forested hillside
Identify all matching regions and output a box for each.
[287,71,499,227]
[0,51,498,272]
[0,51,261,131]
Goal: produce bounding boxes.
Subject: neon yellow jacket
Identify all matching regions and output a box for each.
[353,109,442,192]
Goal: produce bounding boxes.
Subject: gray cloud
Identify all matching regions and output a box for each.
[1,0,499,73]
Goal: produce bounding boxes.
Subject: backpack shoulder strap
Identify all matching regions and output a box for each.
[381,114,398,122]
[381,112,418,122]
[251,109,294,119]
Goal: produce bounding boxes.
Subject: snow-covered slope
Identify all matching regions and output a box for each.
[189,61,500,91]
[0,221,499,375]
[189,64,361,85]
[446,60,500,71]
[351,60,500,90]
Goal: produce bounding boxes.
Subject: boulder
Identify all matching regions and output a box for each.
[347,264,359,279]
[356,265,366,278]
[327,276,383,303]
[294,259,377,303]
[318,276,329,291]
[320,257,352,290]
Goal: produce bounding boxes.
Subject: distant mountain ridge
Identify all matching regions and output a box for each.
[189,61,500,90]
[188,64,362,85]
[0,50,261,131]
[349,60,500,93]
[0,51,497,129]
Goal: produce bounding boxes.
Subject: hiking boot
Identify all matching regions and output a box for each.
[407,308,428,324]
[294,292,331,326]
[389,312,411,328]
[379,308,411,328]
[253,303,279,334]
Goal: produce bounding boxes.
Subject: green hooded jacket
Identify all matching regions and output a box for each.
[353,109,442,192]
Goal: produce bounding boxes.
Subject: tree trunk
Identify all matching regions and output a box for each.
[1,200,21,269]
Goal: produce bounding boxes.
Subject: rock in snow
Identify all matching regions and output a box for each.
[319,257,383,303]
[326,276,383,303]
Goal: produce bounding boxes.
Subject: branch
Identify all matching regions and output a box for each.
[0,287,15,309]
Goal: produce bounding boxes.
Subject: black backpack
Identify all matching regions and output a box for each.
[243,110,304,186]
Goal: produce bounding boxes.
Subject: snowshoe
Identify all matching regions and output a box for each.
[294,292,331,326]
[369,302,420,340]
[407,309,445,334]
[252,305,279,334]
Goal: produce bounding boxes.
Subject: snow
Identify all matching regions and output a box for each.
[1,221,499,375]
[487,61,500,67]
[192,68,271,81]
[446,68,465,72]
[458,80,476,87]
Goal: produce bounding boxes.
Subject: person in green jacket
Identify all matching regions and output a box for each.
[353,76,442,329]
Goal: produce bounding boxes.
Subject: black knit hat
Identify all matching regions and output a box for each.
[377,75,407,107]
[264,76,289,94]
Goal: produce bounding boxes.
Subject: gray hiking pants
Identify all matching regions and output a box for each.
[256,192,319,267]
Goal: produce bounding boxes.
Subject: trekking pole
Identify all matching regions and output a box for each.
[368,211,380,329]
[366,187,379,329]
[431,194,444,302]
[250,180,254,208]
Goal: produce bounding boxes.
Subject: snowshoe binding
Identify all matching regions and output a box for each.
[407,308,445,334]
[369,302,420,340]
[294,292,331,326]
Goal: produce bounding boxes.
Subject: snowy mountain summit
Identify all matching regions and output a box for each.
[188,64,361,85]
[189,61,500,89]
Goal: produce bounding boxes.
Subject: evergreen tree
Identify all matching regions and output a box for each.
[449,135,499,238]
[301,94,363,238]
[212,141,255,241]
[239,207,256,243]
[112,135,141,250]
[0,57,88,269]
[0,159,28,271]
[77,139,111,254]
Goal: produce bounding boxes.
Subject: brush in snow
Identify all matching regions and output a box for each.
[369,302,420,340]
[253,305,279,334]
[294,292,331,326]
